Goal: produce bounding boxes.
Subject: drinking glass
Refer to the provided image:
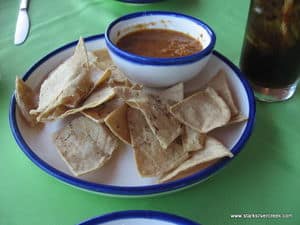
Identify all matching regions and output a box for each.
[240,0,300,102]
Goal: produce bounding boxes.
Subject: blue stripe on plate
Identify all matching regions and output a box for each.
[118,0,163,3]
[78,210,201,225]
[9,34,255,196]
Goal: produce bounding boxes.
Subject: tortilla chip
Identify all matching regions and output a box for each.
[31,37,94,121]
[159,136,233,183]
[113,86,144,101]
[15,77,38,126]
[93,49,131,87]
[38,105,69,121]
[47,69,113,121]
[170,87,231,133]
[87,51,98,67]
[228,114,248,125]
[115,86,182,148]
[54,116,119,176]
[92,68,111,88]
[182,126,205,152]
[92,49,113,70]
[81,98,124,123]
[143,82,184,103]
[56,86,115,119]
[207,70,239,116]
[87,50,113,86]
[128,108,188,177]
[115,83,183,104]
[113,86,146,109]
[135,95,182,149]
[159,159,219,183]
[108,65,132,87]
[104,103,131,145]
[131,83,143,90]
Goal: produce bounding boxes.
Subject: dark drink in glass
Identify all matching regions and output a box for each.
[240,0,300,102]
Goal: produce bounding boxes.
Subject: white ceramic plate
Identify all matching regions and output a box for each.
[9,34,255,196]
[78,210,201,225]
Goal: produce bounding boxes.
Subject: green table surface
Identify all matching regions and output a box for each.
[1,0,299,224]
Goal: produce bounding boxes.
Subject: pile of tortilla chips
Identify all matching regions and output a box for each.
[15,38,247,182]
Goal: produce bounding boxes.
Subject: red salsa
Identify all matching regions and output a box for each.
[116,29,202,58]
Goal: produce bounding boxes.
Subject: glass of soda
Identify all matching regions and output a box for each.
[240,0,300,102]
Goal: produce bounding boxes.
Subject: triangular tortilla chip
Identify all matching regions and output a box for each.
[115,86,182,149]
[207,70,239,116]
[182,126,205,152]
[56,86,115,119]
[54,116,119,176]
[159,136,233,183]
[143,83,184,103]
[134,95,182,149]
[31,38,94,121]
[170,87,231,133]
[81,98,124,123]
[148,83,194,152]
[15,77,38,126]
[128,107,188,177]
[104,103,131,145]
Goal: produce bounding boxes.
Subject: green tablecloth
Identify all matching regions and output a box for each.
[1,0,299,224]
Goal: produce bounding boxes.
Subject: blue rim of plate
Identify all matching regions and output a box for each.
[9,34,255,196]
[78,210,201,225]
[118,0,162,3]
[105,11,216,65]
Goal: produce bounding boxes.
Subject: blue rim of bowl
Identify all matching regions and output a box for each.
[118,0,163,3]
[9,34,255,196]
[78,210,201,225]
[105,11,216,65]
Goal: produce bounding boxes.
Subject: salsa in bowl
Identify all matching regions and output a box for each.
[105,11,216,87]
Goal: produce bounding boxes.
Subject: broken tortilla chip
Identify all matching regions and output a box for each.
[54,116,119,176]
[31,37,94,121]
[15,77,38,126]
[56,85,115,119]
[104,103,131,145]
[81,98,123,123]
[207,70,239,117]
[159,136,233,183]
[127,107,188,177]
[182,126,205,152]
[170,87,231,133]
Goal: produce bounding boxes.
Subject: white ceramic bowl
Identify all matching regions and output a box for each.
[105,11,216,87]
